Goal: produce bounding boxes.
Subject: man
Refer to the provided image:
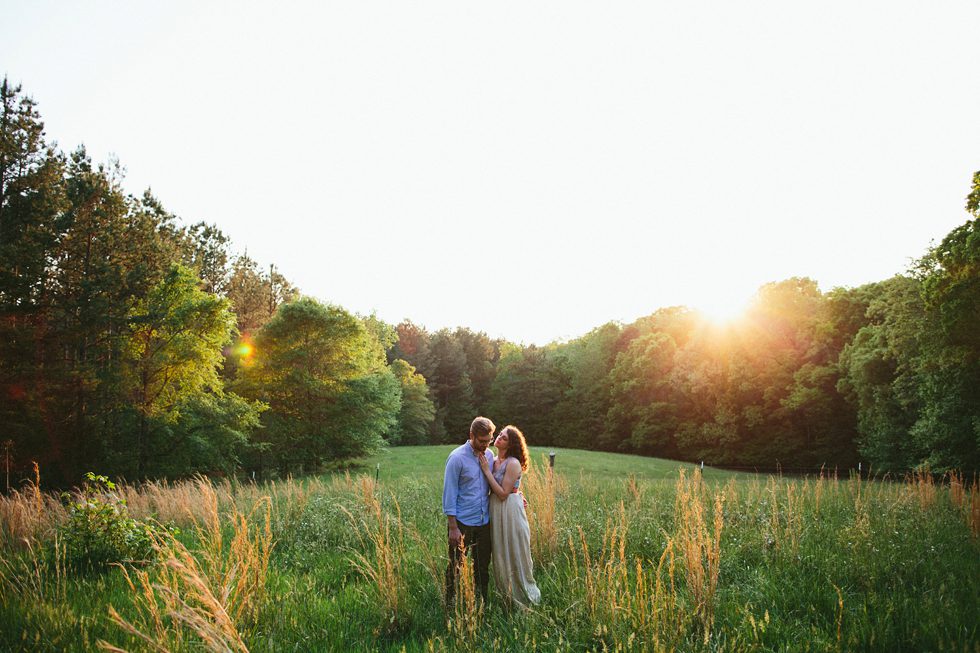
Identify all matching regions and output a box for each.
[443,416,495,605]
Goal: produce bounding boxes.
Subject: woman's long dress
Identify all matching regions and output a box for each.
[489,460,541,607]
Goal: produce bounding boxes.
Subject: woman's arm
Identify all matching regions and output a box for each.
[481,457,521,501]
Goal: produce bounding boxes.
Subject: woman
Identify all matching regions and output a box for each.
[477,425,541,607]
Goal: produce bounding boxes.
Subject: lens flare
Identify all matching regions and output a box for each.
[694,296,751,326]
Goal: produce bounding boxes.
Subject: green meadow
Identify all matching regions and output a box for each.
[362,445,737,482]
[1,446,977,652]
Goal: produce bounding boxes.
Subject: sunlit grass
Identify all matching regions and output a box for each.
[361,445,739,483]
[1,448,977,652]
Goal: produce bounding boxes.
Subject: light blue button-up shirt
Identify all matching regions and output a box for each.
[442,442,493,527]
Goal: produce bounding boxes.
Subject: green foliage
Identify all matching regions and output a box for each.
[838,182,980,472]
[182,221,232,295]
[389,359,436,445]
[424,330,477,441]
[119,265,242,477]
[3,75,978,486]
[487,344,568,445]
[0,79,69,481]
[0,78,68,308]
[123,265,236,418]
[911,211,980,470]
[838,277,926,470]
[388,324,503,442]
[225,254,298,337]
[150,391,265,477]
[57,473,170,571]
[0,80,269,485]
[452,327,500,412]
[603,332,680,455]
[238,298,400,473]
[591,284,861,468]
[548,322,621,449]
[361,313,399,352]
[966,170,980,217]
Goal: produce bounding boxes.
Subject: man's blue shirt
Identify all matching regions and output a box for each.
[442,442,493,527]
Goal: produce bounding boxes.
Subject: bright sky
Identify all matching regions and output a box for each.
[3,1,979,344]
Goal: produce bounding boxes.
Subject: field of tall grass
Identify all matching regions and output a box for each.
[1,446,978,652]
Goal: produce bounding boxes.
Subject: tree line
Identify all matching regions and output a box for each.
[2,79,977,486]
[0,80,432,485]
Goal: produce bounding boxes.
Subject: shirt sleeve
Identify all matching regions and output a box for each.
[442,454,460,516]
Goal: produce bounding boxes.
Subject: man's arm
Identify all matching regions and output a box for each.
[443,456,463,548]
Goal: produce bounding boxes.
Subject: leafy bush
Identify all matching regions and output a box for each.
[58,473,173,571]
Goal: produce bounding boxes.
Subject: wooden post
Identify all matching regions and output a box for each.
[2,440,11,493]
[548,451,555,471]
[376,463,380,482]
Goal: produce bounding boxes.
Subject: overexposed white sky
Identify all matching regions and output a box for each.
[3,1,979,344]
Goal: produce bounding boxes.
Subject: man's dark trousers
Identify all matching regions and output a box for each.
[445,521,491,605]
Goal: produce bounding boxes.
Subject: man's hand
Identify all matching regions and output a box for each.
[449,525,462,549]
[448,515,462,549]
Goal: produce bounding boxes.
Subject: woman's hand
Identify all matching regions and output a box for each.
[483,457,520,501]
[477,453,490,474]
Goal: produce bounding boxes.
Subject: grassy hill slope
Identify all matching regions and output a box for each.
[361,444,742,483]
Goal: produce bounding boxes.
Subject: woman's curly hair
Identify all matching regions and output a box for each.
[502,425,529,472]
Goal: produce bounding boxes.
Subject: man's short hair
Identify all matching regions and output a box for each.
[470,416,495,438]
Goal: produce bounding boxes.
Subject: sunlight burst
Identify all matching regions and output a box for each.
[694,295,751,326]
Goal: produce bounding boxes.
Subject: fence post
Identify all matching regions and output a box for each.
[549,451,555,471]
[3,440,11,493]
[376,463,380,482]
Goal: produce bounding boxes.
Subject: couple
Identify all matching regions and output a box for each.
[442,416,541,609]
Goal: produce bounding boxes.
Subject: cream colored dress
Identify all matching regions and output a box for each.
[489,459,541,607]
